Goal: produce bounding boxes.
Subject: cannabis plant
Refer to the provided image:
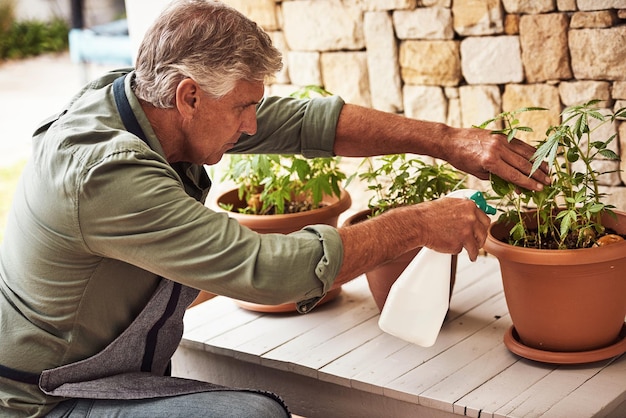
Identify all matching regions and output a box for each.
[479,100,626,249]
[358,154,466,217]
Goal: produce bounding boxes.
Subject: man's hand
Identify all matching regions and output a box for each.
[445,127,551,191]
[336,197,491,285]
[409,198,491,261]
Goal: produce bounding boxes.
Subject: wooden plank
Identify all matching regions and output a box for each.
[453,359,556,417]
[541,354,626,418]
[318,255,503,393]
[493,359,615,418]
[318,328,409,391]
[181,298,264,352]
[183,295,241,332]
[417,320,519,413]
[293,315,383,379]
[230,277,372,358]
[261,279,379,377]
[383,307,513,405]
[349,294,509,396]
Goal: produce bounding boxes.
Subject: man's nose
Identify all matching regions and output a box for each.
[240,109,257,136]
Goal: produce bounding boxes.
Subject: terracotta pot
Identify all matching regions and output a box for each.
[212,188,352,312]
[214,188,352,234]
[343,209,457,312]
[484,210,626,356]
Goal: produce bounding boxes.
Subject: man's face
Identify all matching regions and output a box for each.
[183,79,264,166]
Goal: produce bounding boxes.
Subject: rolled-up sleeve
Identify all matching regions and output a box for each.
[230,95,345,157]
[295,225,343,313]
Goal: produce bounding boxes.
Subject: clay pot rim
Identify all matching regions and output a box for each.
[213,188,352,222]
[484,209,626,265]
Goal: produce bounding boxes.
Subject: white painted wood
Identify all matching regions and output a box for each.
[181,298,263,352]
[493,360,615,418]
[383,302,512,405]
[540,354,626,418]
[177,253,626,418]
[349,294,509,396]
[454,359,556,417]
[260,277,377,377]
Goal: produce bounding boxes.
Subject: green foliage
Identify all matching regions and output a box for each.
[359,154,466,217]
[0,5,69,61]
[222,154,347,215]
[220,85,350,215]
[483,100,625,249]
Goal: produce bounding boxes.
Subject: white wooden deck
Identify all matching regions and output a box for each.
[173,253,626,418]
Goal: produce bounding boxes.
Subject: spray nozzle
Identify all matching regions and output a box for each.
[447,189,496,215]
[468,191,496,215]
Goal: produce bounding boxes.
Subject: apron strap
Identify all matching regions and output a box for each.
[0,363,40,385]
[112,75,148,142]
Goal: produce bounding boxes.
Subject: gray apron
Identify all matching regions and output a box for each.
[38,278,214,399]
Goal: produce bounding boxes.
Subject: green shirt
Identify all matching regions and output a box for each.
[0,70,345,416]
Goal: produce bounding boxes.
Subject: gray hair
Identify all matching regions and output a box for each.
[133,0,283,108]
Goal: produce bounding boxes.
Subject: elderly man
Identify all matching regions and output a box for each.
[0,0,548,416]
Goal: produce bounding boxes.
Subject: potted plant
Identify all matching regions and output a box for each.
[480,100,626,364]
[343,154,466,311]
[210,86,352,312]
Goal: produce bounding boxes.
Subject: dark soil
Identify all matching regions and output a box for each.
[504,228,626,250]
[263,200,327,215]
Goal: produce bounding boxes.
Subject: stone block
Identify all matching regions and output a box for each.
[223,0,278,30]
[321,52,372,107]
[403,85,447,123]
[613,82,626,99]
[343,0,417,11]
[452,0,504,36]
[502,0,555,14]
[461,36,524,85]
[569,27,626,81]
[558,81,612,106]
[502,84,561,144]
[364,12,403,112]
[393,7,454,39]
[520,14,572,83]
[287,52,322,87]
[459,85,502,129]
[282,1,364,51]
[400,40,461,86]
[556,0,577,11]
[420,0,452,6]
[577,0,626,11]
[570,11,619,28]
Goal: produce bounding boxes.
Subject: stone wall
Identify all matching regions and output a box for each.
[223,0,626,209]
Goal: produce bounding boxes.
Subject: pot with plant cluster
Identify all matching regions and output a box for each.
[485,210,626,364]
[343,208,457,312]
[480,100,626,364]
[213,186,351,312]
[344,155,465,311]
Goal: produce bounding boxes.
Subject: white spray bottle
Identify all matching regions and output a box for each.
[378,190,496,347]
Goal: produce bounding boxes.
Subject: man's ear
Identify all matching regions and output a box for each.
[175,78,199,118]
